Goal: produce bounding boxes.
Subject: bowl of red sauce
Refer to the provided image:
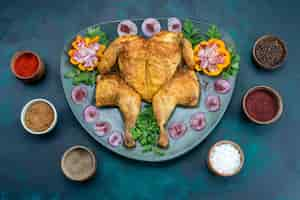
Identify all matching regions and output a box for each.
[10,51,45,82]
[242,86,283,124]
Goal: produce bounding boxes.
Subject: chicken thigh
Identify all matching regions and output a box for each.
[95,74,141,148]
[152,69,200,147]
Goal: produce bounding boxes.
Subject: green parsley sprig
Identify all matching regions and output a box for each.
[86,26,109,46]
[183,20,222,47]
[206,24,222,39]
[64,67,97,86]
[183,19,206,47]
[131,105,165,156]
[222,45,240,79]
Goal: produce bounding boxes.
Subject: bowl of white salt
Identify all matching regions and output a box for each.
[207,140,244,177]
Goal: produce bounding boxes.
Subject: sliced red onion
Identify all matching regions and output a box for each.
[198,44,224,72]
[167,17,182,32]
[190,112,206,131]
[94,121,111,136]
[214,79,231,94]
[142,18,161,37]
[168,122,187,139]
[71,85,88,104]
[83,105,99,123]
[117,20,138,36]
[205,95,221,112]
[108,131,123,147]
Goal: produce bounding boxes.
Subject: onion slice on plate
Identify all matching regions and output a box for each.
[117,20,138,36]
[214,79,231,94]
[190,112,206,131]
[168,17,182,32]
[71,85,88,104]
[108,131,123,147]
[83,105,99,123]
[168,122,187,139]
[205,95,221,112]
[94,121,111,137]
[142,18,161,37]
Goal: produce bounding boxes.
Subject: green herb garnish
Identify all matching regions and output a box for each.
[64,67,80,78]
[131,105,165,156]
[86,25,109,46]
[64,67,98,86]
[183,19,205,47]
[206,24,222,39]
[222,45,240,79]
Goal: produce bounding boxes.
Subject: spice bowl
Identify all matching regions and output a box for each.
[61,145,97,182]
[252,35,287,70]
[10,50,45,83]
[20,98,57,135]
[242,86,283,125]
[207,140,244,177]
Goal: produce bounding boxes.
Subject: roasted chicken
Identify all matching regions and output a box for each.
[96,31,200,148]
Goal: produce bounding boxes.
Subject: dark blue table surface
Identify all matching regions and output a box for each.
[1,0,300,199]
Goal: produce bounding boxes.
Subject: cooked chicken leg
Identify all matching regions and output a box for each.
[152,69,200,148]
[95,74,141,148]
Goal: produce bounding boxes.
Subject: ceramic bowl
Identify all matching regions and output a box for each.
[242,85,283,125]
[252,35,287,70]
[207,140,244,177]
[60,18,239,162]
[10,50,45,82]
[20,98,57,135]
[61,145,96,182]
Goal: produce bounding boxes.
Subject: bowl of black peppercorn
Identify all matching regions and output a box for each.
[252,35,287,70]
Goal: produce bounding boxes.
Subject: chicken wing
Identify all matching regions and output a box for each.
[152,69,200,148]
[95,74,141,148]
[97,35,141,74]
[182,38,195,69]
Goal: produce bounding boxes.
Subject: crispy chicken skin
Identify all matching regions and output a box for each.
[98,31,195,101]
[96,31,199,148]
[152,69,200,148]
[95,75,141,148]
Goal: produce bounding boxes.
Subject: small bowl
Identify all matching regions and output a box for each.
[20,98,57,135]
[10,50,45,82]
[242,86,283,125]
[252,35,287,70]
[61,145,97,182]
[207,140,244,177]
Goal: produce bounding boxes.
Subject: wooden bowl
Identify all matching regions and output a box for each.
[61,146,96,182]
[207,140,244,177]
[10,50,45,83]
[242,85,283,125]
[252,35,287,70]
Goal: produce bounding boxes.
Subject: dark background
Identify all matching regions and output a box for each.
[0,0,299,199]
